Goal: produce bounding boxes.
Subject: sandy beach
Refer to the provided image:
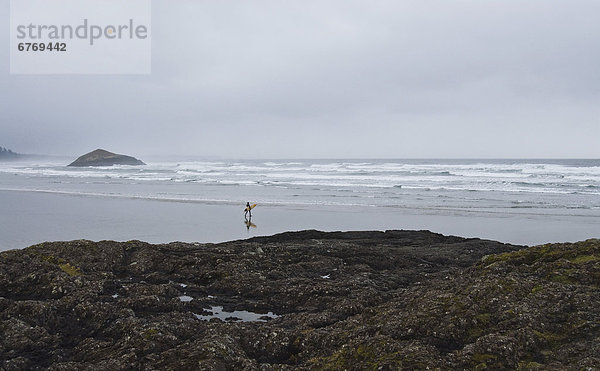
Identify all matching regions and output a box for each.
[1,187,599,251]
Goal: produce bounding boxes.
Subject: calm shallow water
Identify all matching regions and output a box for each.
[194,306,279,322]
[0,158,598,250]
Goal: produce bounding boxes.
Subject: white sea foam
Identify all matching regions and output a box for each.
[1,160,599,212]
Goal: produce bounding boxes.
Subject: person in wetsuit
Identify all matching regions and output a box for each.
[244,202,252,219]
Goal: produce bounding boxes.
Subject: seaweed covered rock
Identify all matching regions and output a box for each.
[308,239,600,369]
[0,231,598,369]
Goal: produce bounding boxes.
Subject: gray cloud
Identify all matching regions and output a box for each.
[1,0,599,158]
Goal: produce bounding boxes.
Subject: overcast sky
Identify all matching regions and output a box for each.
[1,0,599,158]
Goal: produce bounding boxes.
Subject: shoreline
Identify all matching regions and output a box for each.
[2,187,599,218]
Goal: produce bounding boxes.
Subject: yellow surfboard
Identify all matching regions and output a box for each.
[244,204,257,212]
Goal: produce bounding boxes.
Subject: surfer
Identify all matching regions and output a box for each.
[244,202,252,218]
[244,202,257,220]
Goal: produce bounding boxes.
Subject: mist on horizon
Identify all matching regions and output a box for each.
[1,0,599,159]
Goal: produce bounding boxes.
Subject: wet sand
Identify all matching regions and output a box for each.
[1,189,598,251]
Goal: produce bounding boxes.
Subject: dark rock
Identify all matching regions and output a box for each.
[0,146,22,161]
[68,149,145,167]
[1,231,598,369]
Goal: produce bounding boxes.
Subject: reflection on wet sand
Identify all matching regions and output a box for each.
[244,216,257,231]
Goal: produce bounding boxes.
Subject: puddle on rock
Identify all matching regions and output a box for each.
[194,306,279,322]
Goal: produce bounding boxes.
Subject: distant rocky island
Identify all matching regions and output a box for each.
[68,149,145,167]
[1,230,598,369]
[0,146,22,160]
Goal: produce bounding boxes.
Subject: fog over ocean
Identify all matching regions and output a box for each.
[1,158,598,250]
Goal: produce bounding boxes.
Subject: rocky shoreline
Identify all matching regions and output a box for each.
[1,230,598,369]
[0,147,23,161]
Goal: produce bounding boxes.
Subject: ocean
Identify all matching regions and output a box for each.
[1,158,598,250]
